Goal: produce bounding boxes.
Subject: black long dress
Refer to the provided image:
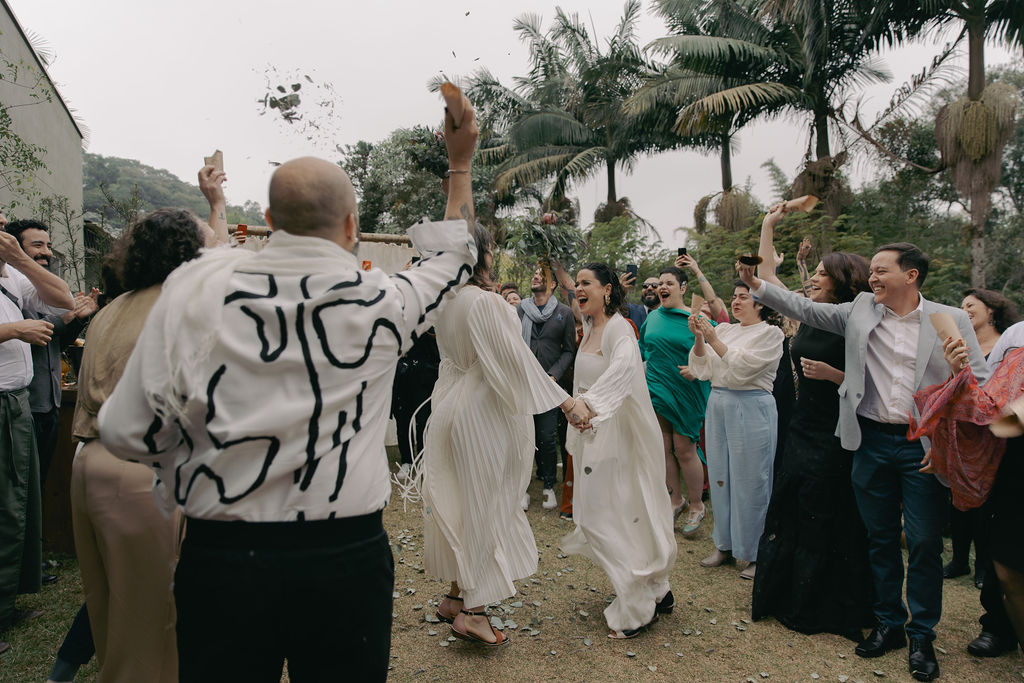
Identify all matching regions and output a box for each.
[751,324,874,640]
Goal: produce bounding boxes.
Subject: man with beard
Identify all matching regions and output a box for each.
[519,267,576,510]
[5,221,97,494]
[641,276,661,313]
[0,222,73,648]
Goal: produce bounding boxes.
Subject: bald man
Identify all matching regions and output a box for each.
[97,96,481,682]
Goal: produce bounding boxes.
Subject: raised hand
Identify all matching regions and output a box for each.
[735,261,758,289]
[941,336,969,375]
[441,84,478,170]
[198,165,227,206]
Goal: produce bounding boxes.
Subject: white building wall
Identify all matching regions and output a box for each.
[0,1,85,290]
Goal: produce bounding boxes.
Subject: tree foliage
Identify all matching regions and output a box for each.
[83,153,265,233]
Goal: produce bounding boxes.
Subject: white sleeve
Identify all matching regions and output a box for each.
[9,268,69,317]
[581,331,639,424]
[687,324,727,381]
[389,220,476,350]
[716,325,785,386]
[98,294,189,470]
[469,294,569,415]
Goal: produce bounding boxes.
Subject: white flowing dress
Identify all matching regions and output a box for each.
[422,286,569,607]
[561,314,677,632]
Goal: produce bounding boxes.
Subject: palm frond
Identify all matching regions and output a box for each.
[510,110,595,147]
[675,82,804,134]
[648,35,783,71]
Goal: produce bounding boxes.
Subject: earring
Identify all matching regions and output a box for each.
[604,293,610,306]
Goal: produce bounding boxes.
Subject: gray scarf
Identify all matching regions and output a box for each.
[520,295,558,347]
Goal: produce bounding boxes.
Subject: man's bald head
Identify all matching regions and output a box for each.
[266,157,358,238]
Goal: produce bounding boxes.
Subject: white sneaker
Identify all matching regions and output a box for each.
[396,463,411,484]
[542,488,557,510]
[521,493,530,511]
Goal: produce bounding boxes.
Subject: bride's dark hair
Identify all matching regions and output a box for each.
[467,221,495,288]
[580,262,626,317]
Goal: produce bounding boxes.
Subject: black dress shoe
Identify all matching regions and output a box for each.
[909,637,940,681]
[855,623,907,658]
[655,590,674,615]
[967,630,1018,657]
[942,561,969,579]
[41,573,58,586]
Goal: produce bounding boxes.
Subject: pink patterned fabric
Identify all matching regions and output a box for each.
[909,348,1024,510]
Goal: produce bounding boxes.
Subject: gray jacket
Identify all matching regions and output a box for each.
[518,300,576,383]
[755,283,989,451]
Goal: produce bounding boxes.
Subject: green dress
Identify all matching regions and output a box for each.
[639,306,712,443]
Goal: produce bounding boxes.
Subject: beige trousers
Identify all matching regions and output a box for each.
[71,440,182,683]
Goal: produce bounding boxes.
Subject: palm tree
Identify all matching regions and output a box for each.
[867,0,1023,286]
[490,1,682,216]
[645,0,893,218]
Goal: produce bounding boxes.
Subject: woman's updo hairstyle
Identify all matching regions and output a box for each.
[580,262,626,318]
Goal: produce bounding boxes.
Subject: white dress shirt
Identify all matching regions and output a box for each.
[687,320,784,392]
[98,221,476,522]
[0,266,67,391]
[858,295,923,424]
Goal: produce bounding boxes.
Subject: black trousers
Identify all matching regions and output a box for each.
[174,512,394,683]
[534,408,559,489]
[33,408,59,486]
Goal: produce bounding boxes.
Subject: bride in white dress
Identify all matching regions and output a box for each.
[421,231,582,646]
[561,263,678,639]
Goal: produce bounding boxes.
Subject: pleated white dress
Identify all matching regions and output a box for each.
[422,286,569,607]
[561,314,677,632]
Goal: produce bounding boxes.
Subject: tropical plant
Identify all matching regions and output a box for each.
[866,0,1024,286]
[645,0,894,219]
[472,1,681,217]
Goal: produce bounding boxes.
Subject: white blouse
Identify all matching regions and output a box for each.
[687,320,784,392]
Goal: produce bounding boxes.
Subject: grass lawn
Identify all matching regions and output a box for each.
[3,457,1022,682]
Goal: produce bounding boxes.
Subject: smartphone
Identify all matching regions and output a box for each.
[235,224,248,242]
[625,264,638,280]
[677,247,687,256]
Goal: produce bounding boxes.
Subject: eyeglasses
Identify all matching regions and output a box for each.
[641,283,658,289]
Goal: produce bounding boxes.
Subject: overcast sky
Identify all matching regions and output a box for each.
[9,0,1017,248]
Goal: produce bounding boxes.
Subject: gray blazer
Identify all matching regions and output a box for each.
[756,283,990,451]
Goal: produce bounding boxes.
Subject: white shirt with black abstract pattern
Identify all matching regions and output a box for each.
[98,221,476,522]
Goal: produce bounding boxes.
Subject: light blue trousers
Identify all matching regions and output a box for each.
[706,387,777,563]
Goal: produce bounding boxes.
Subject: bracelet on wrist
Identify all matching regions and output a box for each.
[445,168,470,177]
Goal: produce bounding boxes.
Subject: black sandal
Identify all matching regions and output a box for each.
[436,594,462,624]
[451,609,510,646]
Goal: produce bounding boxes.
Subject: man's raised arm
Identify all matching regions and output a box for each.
[441,83,478,230]
[736,260,850,335]
[0,232,73,309]
[199,165,231,246]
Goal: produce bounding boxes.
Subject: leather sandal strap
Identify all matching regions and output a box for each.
[460,608,487,616]
[444,594,463,601]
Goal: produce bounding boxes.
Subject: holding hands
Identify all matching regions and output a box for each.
[561,396,594,432]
